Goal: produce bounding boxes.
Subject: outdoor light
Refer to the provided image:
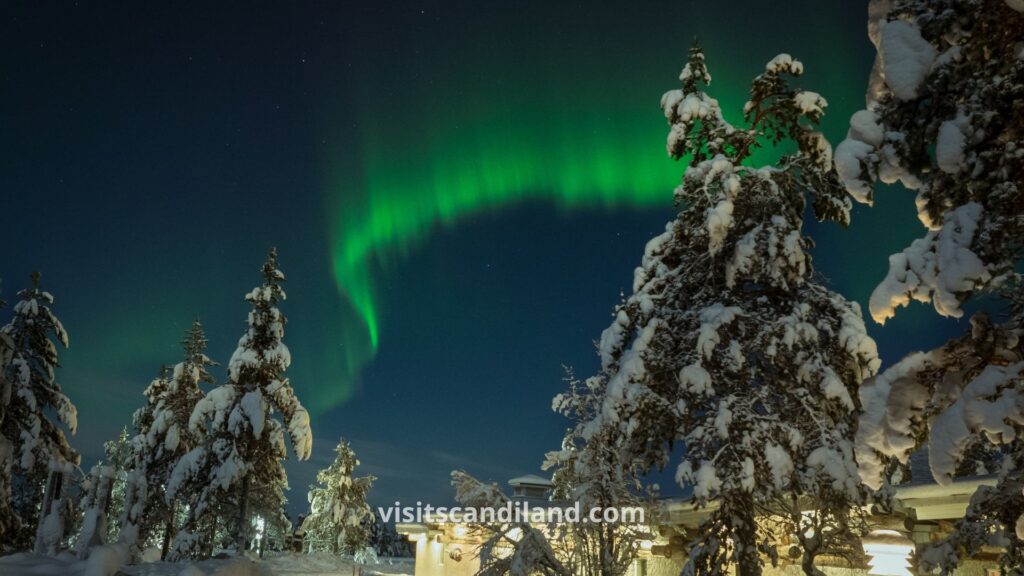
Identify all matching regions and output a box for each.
[639,540,653,551]
[862,529,915,576]
[453,525,468,538]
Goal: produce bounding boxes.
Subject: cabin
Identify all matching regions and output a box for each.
[508,474,554,501]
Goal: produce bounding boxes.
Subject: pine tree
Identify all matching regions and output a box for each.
[103,427,133,543]
[75,462,117,557]
[121,321,212,558]
[304,438,375,555]
[166,249,313,559]
[837,1,1022,322]
[366,510,413,558]
[119,366,169,555]
[859,315,1024,575]
[542,369,653,576]
[837,2,1024,574]
[0,273,79,551]
[581,46,879,576]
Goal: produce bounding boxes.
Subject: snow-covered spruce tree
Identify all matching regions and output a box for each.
[858,314,1024,575]
[131,366,171,444]
[543,369,653,576]
[166,248,312,559]
[304,438,375,555]
[837,1,1023,317]
[835,2,1024,574]
[103,427,133,544]
[121,321,213,559]
[581,46,880,576]
[0,273,79,552]
[75,462,116,557]
[74,427,135,557]
[367,510,413,558]
[119,366,169,554]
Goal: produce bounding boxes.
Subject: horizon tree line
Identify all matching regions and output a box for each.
[0,250,386,563]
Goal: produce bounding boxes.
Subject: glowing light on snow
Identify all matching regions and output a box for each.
[862,529,915,576]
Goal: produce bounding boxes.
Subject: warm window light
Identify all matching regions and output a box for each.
[862,529,915,576]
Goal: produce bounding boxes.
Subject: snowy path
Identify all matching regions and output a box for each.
[0,551,415,576]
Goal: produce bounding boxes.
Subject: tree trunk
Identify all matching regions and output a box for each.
[34,468,64,554]
[732,494,761,576]
[600,523,612,576]
[203,515,216,556]
[800,552,825,576]
[236,476,250,553]
[160,509,175,560]
[793,495,825,576]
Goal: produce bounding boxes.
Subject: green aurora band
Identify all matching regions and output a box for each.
[323,30,866,410]
[327,96,757,408]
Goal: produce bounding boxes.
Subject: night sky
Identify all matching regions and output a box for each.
[0,1,978,516]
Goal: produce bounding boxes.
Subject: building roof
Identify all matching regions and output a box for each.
[508,474,553,487]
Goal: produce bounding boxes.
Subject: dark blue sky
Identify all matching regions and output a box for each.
[0,1,976,517]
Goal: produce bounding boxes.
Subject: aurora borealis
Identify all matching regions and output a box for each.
[324,1,872,407]
[1,1,977,510]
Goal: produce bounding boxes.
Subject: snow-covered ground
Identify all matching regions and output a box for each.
[0,550,415,576]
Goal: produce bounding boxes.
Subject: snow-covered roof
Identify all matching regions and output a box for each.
[507,474,552,487]
[657,469,997,529]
